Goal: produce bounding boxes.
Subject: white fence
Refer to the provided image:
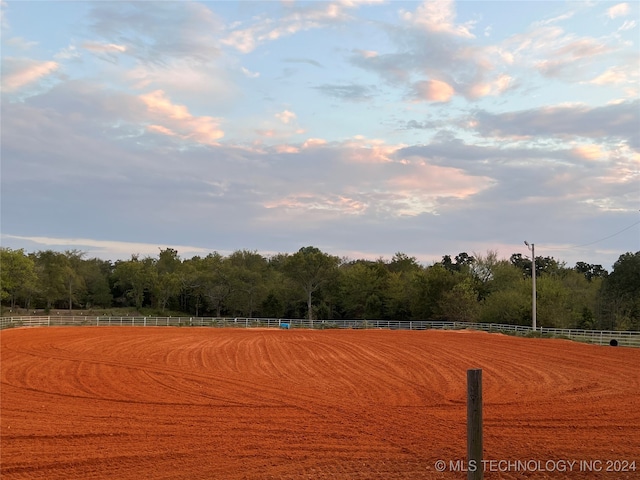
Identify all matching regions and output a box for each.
[1,316,638,347]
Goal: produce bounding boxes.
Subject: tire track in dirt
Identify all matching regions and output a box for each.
[2,327,639,479]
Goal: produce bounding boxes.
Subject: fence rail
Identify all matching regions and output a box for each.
[1,316,638,347]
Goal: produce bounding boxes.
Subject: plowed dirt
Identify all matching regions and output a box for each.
[1,327,638,479]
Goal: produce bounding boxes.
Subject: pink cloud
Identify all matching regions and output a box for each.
[139,90,224,145]
[1,58,58,92]
[414,79,455,102]
[275,144,300,154]
[571,145,605,161]
[389,163,490,195]
[302,138,327,148]
[342,136,403,163]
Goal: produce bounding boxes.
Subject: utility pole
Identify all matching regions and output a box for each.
[524,241,536,331]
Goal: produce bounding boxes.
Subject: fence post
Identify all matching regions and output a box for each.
[467,369,483,480]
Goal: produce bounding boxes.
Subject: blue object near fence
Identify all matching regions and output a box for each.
[280,323,290,329]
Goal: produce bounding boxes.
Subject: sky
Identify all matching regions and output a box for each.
[1,0,639,270]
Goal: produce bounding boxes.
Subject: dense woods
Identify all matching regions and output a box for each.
[1,247,639,331]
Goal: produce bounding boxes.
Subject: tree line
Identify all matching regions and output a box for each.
[1,246,638,331]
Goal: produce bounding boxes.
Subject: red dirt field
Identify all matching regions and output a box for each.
[1,327,639,480]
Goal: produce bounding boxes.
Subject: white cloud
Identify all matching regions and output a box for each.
[468,74,512,99]
[275,110,297,124]
[221,1,368,53]
[607,3,630,19]
[54,45,81,60]
[82,41,127,53]
[618,19,637,31]
[2,235,212,261]
[241,66,260,78]
[589,67,630,85]
[400,0,475,38]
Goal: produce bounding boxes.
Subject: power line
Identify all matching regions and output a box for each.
[556,218,640,250]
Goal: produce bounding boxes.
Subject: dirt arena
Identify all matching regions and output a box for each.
[1,327,639,479]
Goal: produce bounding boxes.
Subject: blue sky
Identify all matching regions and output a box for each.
[1,0,638,269]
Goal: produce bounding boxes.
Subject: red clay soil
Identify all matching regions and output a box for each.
[1,327,639,479]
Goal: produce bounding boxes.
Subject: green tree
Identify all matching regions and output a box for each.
[600,252,640,330]
[179,256,207,316]
[113,256,153,310]
[388,252,421,274]
[439,278,480,322]
[0,248,37,310]
[32,250,68,311]
[226,250,269,317]
[201,253,233,317]
[574,262,608,282]
[80,259,113,308]
[153,248,181,312]
[63,250,87,312]
[410,264,459,320]
[480,287,530,325]
[339,261,387,319]
[282,246,340,324]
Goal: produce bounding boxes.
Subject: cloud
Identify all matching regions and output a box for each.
[341,136,403,164]
[618,19,637,31]
[470,100,640,148]
[387,160,494,210]
[126,61,238,109]
[348,1,512,101]
[275,144,300,154]
[2,235,212,261]
[502,21,628,83]
[1,57,59,93]
[82,41,127,53]
[302,138,327,149]
[86,2,221,64]
[400,0,475,38]
[534,38,615,78]
[413,79,455,102]
[275,110,297,124]
[607,3,630,19]
[570,145,606,161]
[221,1,368,53]
[139,90,224,145]
[255,135,495,221]
[399,130,639,219]
[264,193,368,216]
[54,45,82,61]
[6,36,37,50]
[589,67,631,85]
[468,74,512,98]
[283,57,323,68]
[241,66,260,78]
[313,83,375,101]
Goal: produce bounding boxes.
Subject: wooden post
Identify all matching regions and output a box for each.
[467,369,483,480]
